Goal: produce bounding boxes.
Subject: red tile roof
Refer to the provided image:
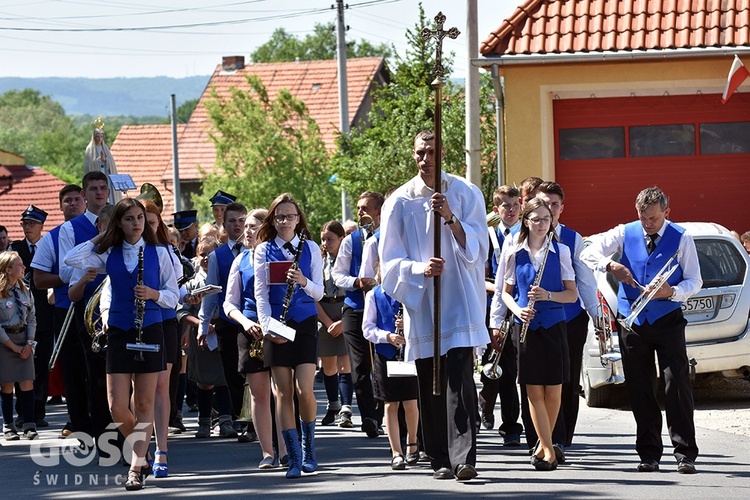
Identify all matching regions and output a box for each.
[110,124,186,215]
[0,163,67,242]
[111,57,387,210]
[480,0,750,56]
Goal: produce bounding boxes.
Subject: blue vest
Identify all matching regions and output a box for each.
[373,285,399,359]
[238,250,258,323]
[489,223,520,307]
[71,214,105,300]
[159,244,177,321]
[49,225,71,309]
[558,225,585,322]
[618,222,684,325]
[214,243,237,322]
[515,241,566,330]
[267,241,316,323]
[106,244,162,331]
[344,229,366,310]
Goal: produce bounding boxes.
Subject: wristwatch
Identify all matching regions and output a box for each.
[444,214,458,225]
[547,290,552,301]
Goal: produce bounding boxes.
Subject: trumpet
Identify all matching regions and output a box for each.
[248,337,263,361]
[482,311,512,380]
[358,214,375,234]
[49,302,76,370]
[595,291,624,384]
[618,250,680,332]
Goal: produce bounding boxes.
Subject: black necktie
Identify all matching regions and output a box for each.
[233,242,242,254]
[284,242,297,256]
[647,233,658,254]
[503,228,510,236]
[30,243,36,259]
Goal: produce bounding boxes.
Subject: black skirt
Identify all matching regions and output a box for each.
[317,299,347,358]
[162,317,179,365]
[373,351,419,402]
[106,323,166,374]
[238,330,270,375]
[518,320,569,386]
[263,315,318,368]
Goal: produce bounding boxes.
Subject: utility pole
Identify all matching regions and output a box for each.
[335,0,352,222]
[170,94,181,212]
[465,0,481,188]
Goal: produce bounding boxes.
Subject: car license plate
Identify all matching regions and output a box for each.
[682,296,714,315]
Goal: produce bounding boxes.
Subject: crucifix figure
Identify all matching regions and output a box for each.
[421,12,459,396]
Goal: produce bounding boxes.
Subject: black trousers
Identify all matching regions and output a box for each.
[32,323,54,422]
[416,347,477,471]
[215,318,244,420]
[619,309,698,463]
[552,310,589,447]
[478,333,522,436]
[73,302,111,440]
[55,306,91,433]
[341,306,376,421]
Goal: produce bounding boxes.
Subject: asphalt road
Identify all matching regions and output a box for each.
[2,377,749,499]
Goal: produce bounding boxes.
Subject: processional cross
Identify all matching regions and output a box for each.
[421,12,459,396]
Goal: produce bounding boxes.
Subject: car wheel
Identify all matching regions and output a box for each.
[582,366,612,408]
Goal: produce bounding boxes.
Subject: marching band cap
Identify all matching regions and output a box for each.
[209,190,237,206]
[172,210,198,231]
[21,204,48,224]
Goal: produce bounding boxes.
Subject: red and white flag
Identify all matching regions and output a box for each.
[721,55,750,104]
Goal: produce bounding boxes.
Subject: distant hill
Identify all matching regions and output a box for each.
[0,76,211,117]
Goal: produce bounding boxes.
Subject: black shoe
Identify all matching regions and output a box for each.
[637,459,660,472]
[503,432,521,446]
[24,428,39,440]
[534,458,558,471]
[677,458,697,474]
[481,413,495,430]
[125,470,143,491]
[188,404,199,413]
[455,464,478,481]
[321,409,338,426]
[405,443,419,465]
[391,454,406,470]
[238,429,258,443]
[361,417,379,438]
[553,443,566,464]
[35,419,49,428]
[47,396,64,405]
[433,467,454,480]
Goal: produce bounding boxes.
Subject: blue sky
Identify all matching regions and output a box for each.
[0,0,519,79]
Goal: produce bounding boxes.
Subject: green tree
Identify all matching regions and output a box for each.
[177,98,199,123]
[251,23,391,63]
[200,75,337,232]
[333,5,498,209]
[0,89,84,183]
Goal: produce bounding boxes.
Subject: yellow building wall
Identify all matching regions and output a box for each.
[500,57,734,185]
[0,150,25,165]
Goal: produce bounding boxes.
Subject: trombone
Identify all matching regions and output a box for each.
[618,250,680,331]
[595,291,624,385]
[49,302,76,371]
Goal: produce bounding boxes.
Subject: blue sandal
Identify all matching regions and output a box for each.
[153,450,168,478]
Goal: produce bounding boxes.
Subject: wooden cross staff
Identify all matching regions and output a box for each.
[421,12,459,397]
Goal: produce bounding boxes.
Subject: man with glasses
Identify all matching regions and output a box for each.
[198,202,253,441]
[10,205,54,429]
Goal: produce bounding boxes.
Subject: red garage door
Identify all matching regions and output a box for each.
[553,94,750,237]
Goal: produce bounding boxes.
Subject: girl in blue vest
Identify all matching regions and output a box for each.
[499,197,577,471]
[64,198,179,490]
[362,280,419,470]
[143,199,186,478]
[224,208,289,469]
[254,193,324,479]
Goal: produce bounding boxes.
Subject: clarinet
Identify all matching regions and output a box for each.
[519,232,553,344]
[133,246,146,360]
[395,304,405,362]
[280,229,307,324]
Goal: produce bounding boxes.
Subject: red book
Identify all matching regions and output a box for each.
[268,261,292,284]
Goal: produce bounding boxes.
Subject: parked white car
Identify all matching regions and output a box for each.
[582,222,750,407]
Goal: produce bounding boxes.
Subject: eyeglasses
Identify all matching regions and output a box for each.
[526,216,551,225]
[20,221,40,227]
[273,213,299,224]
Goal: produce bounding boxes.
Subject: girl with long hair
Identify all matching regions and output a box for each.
[254,193,323,478]
[64,198,179,490]
[498,197,577,471]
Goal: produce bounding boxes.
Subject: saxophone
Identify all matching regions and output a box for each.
[280,229,307,325]
[519,232,553,344]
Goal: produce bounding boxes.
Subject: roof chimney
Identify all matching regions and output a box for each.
[222,56,245,72]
